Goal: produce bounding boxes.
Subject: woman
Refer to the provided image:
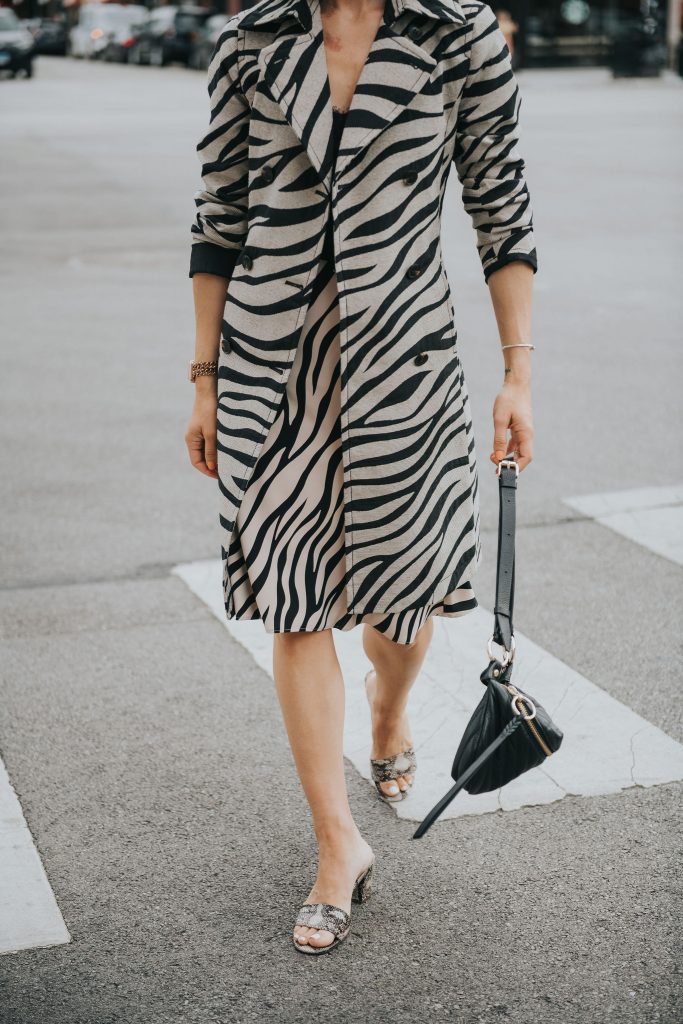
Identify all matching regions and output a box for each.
[185,0,536,954]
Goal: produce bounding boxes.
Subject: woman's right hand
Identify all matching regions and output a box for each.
[185,381,219,480]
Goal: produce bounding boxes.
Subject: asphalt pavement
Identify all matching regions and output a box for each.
[0,55,681,1024]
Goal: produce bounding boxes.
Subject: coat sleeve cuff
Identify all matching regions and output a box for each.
[483,250,538,283]
[189,242,240,279]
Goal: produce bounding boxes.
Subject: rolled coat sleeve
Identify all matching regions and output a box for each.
[453,5,538,282]
[189,24,250,279]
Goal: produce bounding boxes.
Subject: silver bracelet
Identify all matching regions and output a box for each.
[501,343,535,351]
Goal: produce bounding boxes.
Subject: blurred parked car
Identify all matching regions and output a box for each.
[29,16,68,56]
[100,7,149,63]
[0,9,35,78]
[188,13,226,70]
[23,17,41,37]
[127,6,210,67]
[69,4,140,60]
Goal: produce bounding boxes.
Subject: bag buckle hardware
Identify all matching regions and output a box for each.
[510,693,537,721]
[487,634,516,666]
[496,458,519,477]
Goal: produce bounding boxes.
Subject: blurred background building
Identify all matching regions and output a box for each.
[0,0,681,77]
[494,1,679,75]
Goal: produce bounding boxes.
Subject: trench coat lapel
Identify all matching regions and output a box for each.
[252,0,466,194]
[334,25,437,180]
[258,26,337,193]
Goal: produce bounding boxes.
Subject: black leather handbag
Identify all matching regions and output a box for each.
[413,459,564,839]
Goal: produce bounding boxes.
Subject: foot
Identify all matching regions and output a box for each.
[293,829,373,951]
[365,669,414,799]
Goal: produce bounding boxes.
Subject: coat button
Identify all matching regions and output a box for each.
[221,338,230,354]
[414,352,428,365]
[403,170,418,185]
[408,25,421,41]
[240,252,253,270]
[406,265,422,279]
[260,165,274,184]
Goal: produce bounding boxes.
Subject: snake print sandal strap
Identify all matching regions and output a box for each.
[370,748,417,802]
[370,747,417,784]
[293,903,351,955]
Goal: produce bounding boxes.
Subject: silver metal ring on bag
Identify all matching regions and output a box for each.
[487,634,516,665]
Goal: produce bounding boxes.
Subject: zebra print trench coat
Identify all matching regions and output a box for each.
[189,0,537,618]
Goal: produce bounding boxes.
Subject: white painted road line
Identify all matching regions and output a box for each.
[0,758,70,955]
[173,559,683,823]
[564,485,683,567]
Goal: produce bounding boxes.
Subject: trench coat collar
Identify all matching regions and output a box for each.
[241,0,466,32]
[245,0,466,193]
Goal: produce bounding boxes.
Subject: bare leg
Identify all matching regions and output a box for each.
[272,630,373,950]
[362,618,434,798]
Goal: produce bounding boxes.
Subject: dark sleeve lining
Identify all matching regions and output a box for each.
[189,242,240,280]
[483,251,538,284]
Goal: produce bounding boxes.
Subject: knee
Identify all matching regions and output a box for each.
[274,631,312,649]
[273,629,333,652]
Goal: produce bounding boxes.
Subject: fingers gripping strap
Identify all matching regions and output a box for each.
[493,464,517,650]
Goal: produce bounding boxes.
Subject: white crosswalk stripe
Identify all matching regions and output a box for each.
[0,758,70,955]
[173,559,683,823]
[564,485,683,566]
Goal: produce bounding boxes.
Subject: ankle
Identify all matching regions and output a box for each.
[371,700,407,725]
[370,698,409,740]
[313,816,363,849]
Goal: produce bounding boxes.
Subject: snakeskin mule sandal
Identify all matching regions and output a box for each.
[370,746,418,803]
[365,671,418,803]
[292,858,375,956]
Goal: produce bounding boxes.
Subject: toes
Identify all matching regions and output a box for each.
[293,926,313,946]
[380,775,413,796]
[294,925,336,949]
[307,929,335,949]
[380,780,401,798]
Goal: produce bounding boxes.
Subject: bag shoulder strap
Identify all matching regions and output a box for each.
[411,715,523,839]
[492,461,518,653]
[412,460,521,840]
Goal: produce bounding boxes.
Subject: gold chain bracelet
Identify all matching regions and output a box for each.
[188,359,218,382]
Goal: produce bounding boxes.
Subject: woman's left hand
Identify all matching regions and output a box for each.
[490,378,534,472]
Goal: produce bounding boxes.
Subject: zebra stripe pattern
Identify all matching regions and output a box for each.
[227,255,480,642]
[190,0,536,629]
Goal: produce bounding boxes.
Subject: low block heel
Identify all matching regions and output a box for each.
[351,859,375,904]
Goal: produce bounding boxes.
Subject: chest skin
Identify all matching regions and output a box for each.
[321,0,386,111]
